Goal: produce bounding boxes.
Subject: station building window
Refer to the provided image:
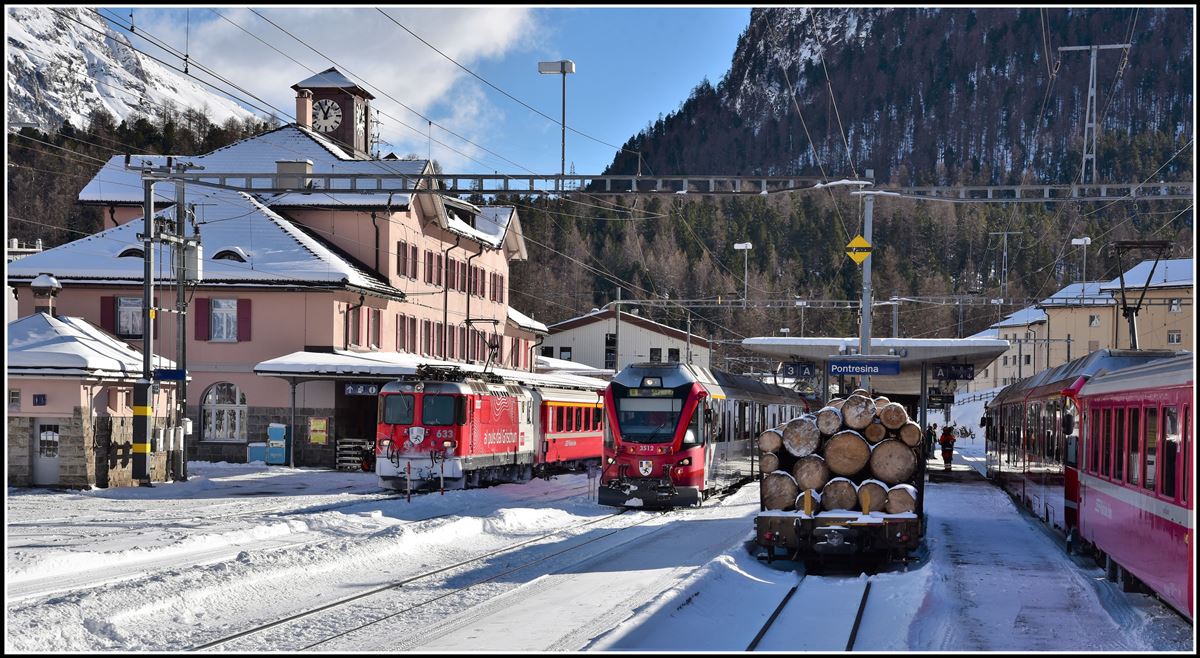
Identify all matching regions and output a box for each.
[201,382,247,442]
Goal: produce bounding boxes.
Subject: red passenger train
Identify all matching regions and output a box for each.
[599,362,808,508]
[374,364,607,491]
[984,349,1193,620]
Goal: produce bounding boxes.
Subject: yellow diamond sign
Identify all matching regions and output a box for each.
[846,235,872,265]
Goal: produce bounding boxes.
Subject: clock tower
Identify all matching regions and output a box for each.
[292,67,374,157]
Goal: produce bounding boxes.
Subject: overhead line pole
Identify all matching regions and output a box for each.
[1059,43,1131,185]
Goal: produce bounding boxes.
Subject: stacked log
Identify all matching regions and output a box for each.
[762,471,799,510]
[759,396,923,514]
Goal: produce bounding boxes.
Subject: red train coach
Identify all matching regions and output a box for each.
[375,365,606,491]
[1075,352,1193,620]
[598,362,807,509]
[984,349,1192,620]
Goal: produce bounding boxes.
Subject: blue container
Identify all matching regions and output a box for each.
[266,423,288,465]
[247,442,267,464]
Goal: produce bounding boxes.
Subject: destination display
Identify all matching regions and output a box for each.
[627,388,675,397]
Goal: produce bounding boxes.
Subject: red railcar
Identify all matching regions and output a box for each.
[375,365,606,491]
[598,363,807,508]
[1074,353,1193,620]
[984,350,1192,620]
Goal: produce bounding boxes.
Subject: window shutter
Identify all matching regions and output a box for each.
[100,296,115,332]
[195,298,210,340]
[237,299,252,341]
[357,307,365,346]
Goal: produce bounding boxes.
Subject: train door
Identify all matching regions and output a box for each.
[517,388,536,461]
[1063,397,1081,533]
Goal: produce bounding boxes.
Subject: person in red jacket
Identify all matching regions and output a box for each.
[938,425,957,471]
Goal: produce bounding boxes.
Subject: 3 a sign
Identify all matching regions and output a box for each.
[782,361,817,378]
[932,363,975,381]
[344,383,381,396]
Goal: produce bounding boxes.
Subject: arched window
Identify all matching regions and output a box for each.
[201,382,247,442]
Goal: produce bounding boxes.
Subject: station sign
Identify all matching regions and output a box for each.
[344,383,381,396]
[932,363,975,381]
[827,358,901,376]
[154,368,187,381]
[781,361,818,378]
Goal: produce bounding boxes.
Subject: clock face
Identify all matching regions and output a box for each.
[312,98,342,132]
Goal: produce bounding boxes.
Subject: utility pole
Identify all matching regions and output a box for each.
[135,174,157,485]
[989,231,1022,307]
[614,287,621,371]
[173,182,187,482]
[1059,43,1131,185]
[860,191,875,391]
[685,313,692,365]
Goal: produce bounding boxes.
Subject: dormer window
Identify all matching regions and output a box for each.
[212,247,248,263]
[118,247,144,258]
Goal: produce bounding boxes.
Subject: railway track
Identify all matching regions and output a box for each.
[186,507,653,651]
[747,574,874,651]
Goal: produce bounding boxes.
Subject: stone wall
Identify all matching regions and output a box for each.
[7,415,33,486]
[7,409,169,489]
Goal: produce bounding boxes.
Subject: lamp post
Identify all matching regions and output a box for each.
[538,59,575,192]
[733,242,753,307]
[1071,236,1092,299]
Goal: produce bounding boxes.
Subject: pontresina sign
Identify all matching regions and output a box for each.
[827,359,901,376]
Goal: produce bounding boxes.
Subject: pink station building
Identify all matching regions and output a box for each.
[7,69,549,471]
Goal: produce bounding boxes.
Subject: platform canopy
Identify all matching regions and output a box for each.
[740,336,1009,397]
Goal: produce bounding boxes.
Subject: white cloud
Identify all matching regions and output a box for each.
[132,7,537,165]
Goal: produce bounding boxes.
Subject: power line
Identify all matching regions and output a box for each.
[373,8,640,160]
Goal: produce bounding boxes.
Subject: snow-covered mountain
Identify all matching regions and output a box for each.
[6,6,258,132]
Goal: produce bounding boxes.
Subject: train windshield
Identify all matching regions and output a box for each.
[383,394,415,425]
[422,395,457,426]
[616,396,684,443]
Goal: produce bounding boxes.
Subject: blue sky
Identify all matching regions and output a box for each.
[110,6,752,176]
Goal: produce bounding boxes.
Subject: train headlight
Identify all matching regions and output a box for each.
[380,439,391,448]
[607,457,615,464]
[677,457,691,466]
[442,440,456,449]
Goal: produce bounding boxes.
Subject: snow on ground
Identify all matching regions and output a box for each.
[5,453,1193,652]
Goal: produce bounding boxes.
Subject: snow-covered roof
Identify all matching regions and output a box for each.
[253,350,609,392]
[507,307,548,334]
[1099,258,1193,292]
[7,191,404,299]
[8,312,175,379]
[291,66,375,99]
[991,306,1047,328]
[78,125,428,205]
[1038,282,1115,307]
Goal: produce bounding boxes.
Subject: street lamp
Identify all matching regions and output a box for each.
[1071,236,1092,294]
[733,242,753,307]
[538,59,575,192]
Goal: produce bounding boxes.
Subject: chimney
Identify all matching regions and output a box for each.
[31,272,62,317]
[276,159,313,191]
[296,89,313,130]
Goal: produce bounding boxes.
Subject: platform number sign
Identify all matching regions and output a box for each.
[344,383,380,396]
[782,362,817,378]
[932,364,974,381]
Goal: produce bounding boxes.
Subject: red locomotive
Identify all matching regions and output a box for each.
[599,362,807,508]
[985,349,1192,620]
[375,365,606,491]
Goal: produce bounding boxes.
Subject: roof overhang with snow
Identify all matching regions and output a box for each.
[254,350,609,392]
[741,336,1010,396]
